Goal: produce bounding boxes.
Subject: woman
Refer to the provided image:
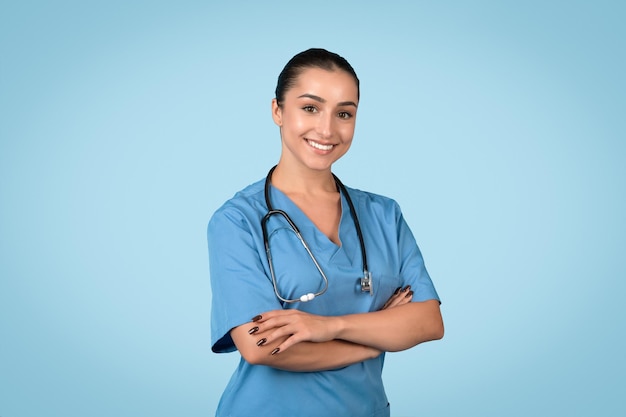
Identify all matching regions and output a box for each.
[208,48,443,417]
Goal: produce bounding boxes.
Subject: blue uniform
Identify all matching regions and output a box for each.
[208,177,439,417]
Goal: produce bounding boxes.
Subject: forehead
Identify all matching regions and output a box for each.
[289,67,359,102]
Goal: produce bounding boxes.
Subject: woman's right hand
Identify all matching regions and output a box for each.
[380,285,413,310]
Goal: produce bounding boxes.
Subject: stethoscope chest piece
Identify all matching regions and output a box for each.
[359,271,373,295]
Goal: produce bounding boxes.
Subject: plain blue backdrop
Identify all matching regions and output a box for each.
[1,1,624,416]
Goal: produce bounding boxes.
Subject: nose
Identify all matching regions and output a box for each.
[315,112,333,139]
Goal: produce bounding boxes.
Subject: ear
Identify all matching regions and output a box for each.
[271,98,282,127]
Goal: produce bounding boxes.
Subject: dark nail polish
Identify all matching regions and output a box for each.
[252,315,262,322]
[248,326,259,335]
[402,285,411,292]
[393,287,401,295]
[271,348,280,355]
[256,338,267,347]
[405,290,414,298]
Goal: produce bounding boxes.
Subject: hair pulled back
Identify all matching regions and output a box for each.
[275,48,360,106]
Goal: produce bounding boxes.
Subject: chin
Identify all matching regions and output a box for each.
[302,158,337,172]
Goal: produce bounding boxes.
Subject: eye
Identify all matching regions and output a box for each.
[302,105,317,113]
[337,111,353,120]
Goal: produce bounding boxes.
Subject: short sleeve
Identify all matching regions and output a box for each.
[208,206,283,353]
[396,207,440,303]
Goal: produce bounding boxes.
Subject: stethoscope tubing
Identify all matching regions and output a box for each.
[262,165,372,303]
[262,209,329,303]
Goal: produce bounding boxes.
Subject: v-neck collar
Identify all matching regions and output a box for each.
[268,184,359,267]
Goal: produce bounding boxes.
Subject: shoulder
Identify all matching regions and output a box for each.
[343,185,402,214]
[209,178,266,230]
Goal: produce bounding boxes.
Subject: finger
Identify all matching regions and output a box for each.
[262,313,334,346]
[250,310,334,348]
[250,311,284,324]
[269,320,321,354]
[384,294,405,309]
[382,286,412,309]
[249,310,299,333]
[271,333,301,355]
[382,294,400,309]
[381,286,403,309]
[252,329,288,351]
[254,327,302,356]
[382,287,402,309]
[394,290,413,307]
[248,320,283,340]
[252,315,308,346]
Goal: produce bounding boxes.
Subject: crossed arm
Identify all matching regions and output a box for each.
[230,287,444,372]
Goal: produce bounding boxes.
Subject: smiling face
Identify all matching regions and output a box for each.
[272,67,359,174]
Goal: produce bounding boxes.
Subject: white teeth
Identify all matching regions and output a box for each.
[307,139,333,151]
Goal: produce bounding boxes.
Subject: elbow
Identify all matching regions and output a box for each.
[416,319,444,346]
[428,301,444,341]
[415,301,444,343]
[428,310,445,341]
[432,320,444,341]
[231,326,278,366]
[232,335,272,366]
[389,321,444,352]
[417,312,444,345]
[239,346,272,366]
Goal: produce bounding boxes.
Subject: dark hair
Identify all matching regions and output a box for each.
[275,48,360,106]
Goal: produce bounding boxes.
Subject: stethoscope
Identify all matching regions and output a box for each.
[261,165,372,303]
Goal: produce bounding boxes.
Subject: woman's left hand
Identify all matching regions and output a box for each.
[381,285,413,310]
[249,310,339,355]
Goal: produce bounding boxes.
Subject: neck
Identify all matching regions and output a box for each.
[271,162,337,195]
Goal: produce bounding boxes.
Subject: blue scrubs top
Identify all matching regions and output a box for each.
[208,178,439,417]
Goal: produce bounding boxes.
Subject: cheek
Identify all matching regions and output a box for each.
[283,113,308,134]
[339,123,356,140]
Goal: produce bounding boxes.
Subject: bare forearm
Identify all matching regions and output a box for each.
[231,325,380,372]
[335,300,444,352]
[244,299,443,359]
[260,339,380,371]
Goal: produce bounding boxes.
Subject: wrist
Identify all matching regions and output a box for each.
[331,315,347,340]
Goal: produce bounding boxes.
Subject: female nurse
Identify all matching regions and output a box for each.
[208,48,444,417]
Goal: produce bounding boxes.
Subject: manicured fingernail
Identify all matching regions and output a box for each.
[248,326,259,335]
[252,315,262,322]
[271,348,280,355]
[256,338,267,347]
[402,285,411,292]
[393,287,401,295]
[405,290,414,298]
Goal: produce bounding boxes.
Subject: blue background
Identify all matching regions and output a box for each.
[1,1,624,416]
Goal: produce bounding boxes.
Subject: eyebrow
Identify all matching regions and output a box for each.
[297,93,358,108]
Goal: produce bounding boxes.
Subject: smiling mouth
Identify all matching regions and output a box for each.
[306,139,334,151]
